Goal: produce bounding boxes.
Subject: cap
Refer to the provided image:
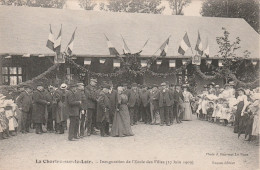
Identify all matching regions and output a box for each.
[69,83,78,88]
[90,79,97,83]
[22,84,33,89]
[161,82,166,86]
[215,85,220,88]
[204,85,208,88]
[77,83,84,86]
[208,82,215,86]
[132,83,137,87]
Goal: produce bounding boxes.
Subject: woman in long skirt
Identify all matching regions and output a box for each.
[111,86,134,137]
[182,85,193,121]
[234,88,249,137]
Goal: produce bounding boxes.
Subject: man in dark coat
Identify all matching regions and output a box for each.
[169,84,175,125]
[173,84,184,123]
[76,83,88,137]
[140,85,151,124]
[127,83,140,126]
[66,84,82,141]
[45,86,55,132]
[16,84,33,133]
[155,82,173,126]
[32,83,50,134]
[96,84,111,137]
[85,78,98,136]
[53,84,68,134]
[107,84,118,125]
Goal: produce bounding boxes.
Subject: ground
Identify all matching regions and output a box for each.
[0,115,259,170]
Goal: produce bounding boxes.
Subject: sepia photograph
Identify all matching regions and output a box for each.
[0,0,259,169]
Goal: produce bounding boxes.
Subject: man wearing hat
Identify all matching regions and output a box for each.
[106,83,118,125]
[215,85,221,97]
[96,83,111,137]
[32,83,50,134]
[76,82,88,137]
[53,83,68,134]
[172,84,184,124]
[66,83,82,141]
[127,83,140,126]
[140,84,151,124]
[85,78,98,136]
[154,82,173,126]
[150,84,159,125]
[16,84,33,133]
[45,85,56,133]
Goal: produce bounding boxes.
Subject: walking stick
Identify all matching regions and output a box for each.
[83,110,87,136]
[78,111,82,137]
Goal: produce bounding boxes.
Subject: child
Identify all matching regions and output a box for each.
[0,94,9,139]
[222,102,231,126]
[207,101,214,122]
[4,100,18,136]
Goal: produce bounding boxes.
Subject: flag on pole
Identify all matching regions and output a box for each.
[65,28,77,56]
[54,25,62,55]
[178,32,191,55]
[104,34,119,55]
[204,38,210,58]
[137,39,149,54]
[195,31,203,55]
[121,35,131,54]
[158,36,170,57]
[46,24,54,51]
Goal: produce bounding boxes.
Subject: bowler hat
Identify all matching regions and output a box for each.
[69,83,78,88]
[101,83,111,89]
[23,84,33,89]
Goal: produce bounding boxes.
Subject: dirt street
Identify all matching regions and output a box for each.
[0,115,259,170]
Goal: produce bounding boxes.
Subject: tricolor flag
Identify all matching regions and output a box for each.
[195,31,203,55]
[204,38,210,58]
[121,35,131,54]
[178,32,191,55]
[104,34,119,55]
[65,28,77,56]
[46,24,54,51]
[54,25,62,55]
[158,36,170,57]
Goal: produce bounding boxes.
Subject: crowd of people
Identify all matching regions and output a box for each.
[193,81,260,142]
[0,79,259,143]
[0,79,192,141]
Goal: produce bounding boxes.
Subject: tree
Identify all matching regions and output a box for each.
[167,0,191,15]
[100,0,165,14]
[201,0,260,33]
[0,0,66,8]
[79,0,96,10]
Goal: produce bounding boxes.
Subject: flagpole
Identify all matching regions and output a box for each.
[185,31,194,55]
[152,35,171,56]
[65,27,77,54]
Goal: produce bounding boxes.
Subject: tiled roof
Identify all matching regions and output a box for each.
[0,5,259,58]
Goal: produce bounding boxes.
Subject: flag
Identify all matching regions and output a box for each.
[158,36,170,57]
[54,25,62,55]
[65,28,77,56]
[104,34,119,55]
[195,31,203,55]
[121,35,131,54]
[204,38,209,58]
[178,32,191,55]
[138,39,149,54]
[46,24,54,51]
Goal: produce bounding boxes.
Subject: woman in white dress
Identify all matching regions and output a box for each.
[182,85,193,121]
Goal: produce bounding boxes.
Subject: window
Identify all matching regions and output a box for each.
[2,67,23,85]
